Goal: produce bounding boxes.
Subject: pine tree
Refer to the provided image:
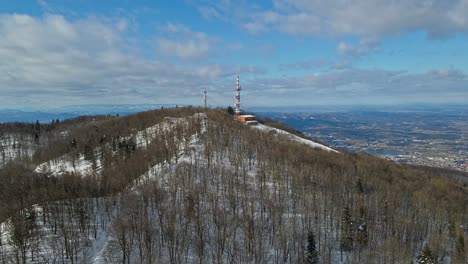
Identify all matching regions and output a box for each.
[356,206,368,248]
[356,223,368,248]
[227,106,235,115]
[340,205,353,252]
[34,132,40,144]
[456,232,465,263]
[35,120,40,132]
[306,231,318,264]
[356,178,364,194]
[417,244,436,264]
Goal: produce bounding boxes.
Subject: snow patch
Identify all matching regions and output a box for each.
[34,153,101,177]
[253,124,338,152]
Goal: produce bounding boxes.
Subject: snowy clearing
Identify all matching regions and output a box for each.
[253,123,338,152]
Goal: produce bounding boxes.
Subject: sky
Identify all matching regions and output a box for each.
[0,0,467,110]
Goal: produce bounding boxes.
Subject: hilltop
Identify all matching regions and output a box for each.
[0,107,467,263]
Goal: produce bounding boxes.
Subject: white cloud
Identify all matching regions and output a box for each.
[337,38,380,58]
[0,14,264,109]
[279,58,332,71]
[429,68,466,80]
[155,23,217,60]
[243,0,468,38]
[156,37,212,60]
[116,19,128,32]
[196,0,256,22]
[245,68,468,105]
[333,61,353,70]
[1,11,466,109]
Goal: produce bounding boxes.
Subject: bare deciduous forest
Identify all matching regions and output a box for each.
[0,107,467,263]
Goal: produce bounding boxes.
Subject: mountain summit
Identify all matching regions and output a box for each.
[1,107,467,263]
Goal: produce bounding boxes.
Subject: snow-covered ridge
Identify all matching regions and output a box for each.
[34,113,206,177]
[34,152,102,177]
[253,123,338,152]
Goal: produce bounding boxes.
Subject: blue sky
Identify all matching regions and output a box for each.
[0,0,467,110]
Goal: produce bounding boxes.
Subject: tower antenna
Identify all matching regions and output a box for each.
[204,89,207,110]
[235,76,241,115]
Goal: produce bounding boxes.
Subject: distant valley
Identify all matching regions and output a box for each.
[256,105,468,173]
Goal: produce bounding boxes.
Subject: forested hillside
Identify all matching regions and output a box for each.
[0,107,467,263]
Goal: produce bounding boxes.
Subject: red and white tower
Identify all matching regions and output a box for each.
[235,76,241,115]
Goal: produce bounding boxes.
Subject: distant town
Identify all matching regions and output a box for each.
[258,105,468,173]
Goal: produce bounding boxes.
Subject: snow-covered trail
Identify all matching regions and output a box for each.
[253,123,338,152]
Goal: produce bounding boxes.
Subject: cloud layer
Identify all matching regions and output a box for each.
[244,68,468,105]
[1,3,467,109]
[0,14,261,108]
[244,0,468,38]
[156,23,217,60]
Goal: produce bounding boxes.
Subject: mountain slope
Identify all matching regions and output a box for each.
[0,108,467,263]
[253,123,337,152]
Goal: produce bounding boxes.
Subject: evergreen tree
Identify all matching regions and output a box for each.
[306,231,318,264]
[227,106,235,115]
[417,244,436,264]
[356,223,368,248]
[34,132,40,145]
[340,205,353,251]
[71,138,77,148]
[356,178,365,194]
[356,207,368,248]
[35,120,40,132]
[456,232,465,263]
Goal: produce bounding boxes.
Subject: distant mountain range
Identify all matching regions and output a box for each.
[2,103,467,123]
[0,104,178,123]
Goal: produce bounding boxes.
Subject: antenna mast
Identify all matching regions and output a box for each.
[204,89,207,110]
[235,76,241,115]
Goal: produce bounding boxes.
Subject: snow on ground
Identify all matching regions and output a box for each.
[4,113,349,263]
[33,113,207,177]
[132,113,207,188]
[0,221,10,254]
[1,200,118,264]
[90,229,112,264]
[253,123,338,152]
[135,113,206,148]
[34,153,101,176]
[0,134,36,168]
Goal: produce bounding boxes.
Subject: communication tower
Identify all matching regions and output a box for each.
[235,76,241,115]
[204,89,207,110]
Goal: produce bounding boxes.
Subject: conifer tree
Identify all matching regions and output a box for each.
[456,232,465,263]
[340,205,353,252]
[306,230,318,264]
[227,106,235,116]
[356,223,368,248]
[417,244,436,264]
[356,178,364,194]
[356,206,368,248]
